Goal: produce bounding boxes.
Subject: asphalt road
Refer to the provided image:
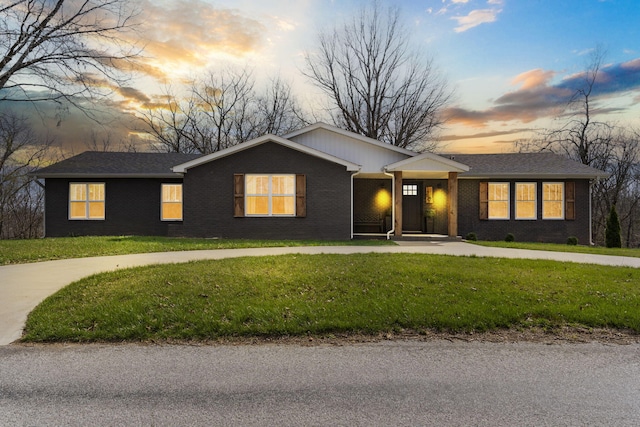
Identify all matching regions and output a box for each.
[1,341,639,426]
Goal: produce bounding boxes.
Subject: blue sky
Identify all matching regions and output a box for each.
[12,0,640,153]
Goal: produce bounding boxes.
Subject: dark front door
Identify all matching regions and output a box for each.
[402,182,423,232]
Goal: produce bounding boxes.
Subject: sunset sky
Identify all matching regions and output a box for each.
[12,0,640,154]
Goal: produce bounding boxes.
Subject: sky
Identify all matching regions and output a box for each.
[10,0,640,154]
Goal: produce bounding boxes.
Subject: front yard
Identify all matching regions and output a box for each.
[22,253,640,342]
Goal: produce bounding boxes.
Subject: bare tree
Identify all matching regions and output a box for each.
[515,49,640,246]
[1,0,139,107]
[303,1,452,151]
[0,110,52,238]
[139,68,308,154]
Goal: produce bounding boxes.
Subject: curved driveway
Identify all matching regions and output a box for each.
[2,241,640,345]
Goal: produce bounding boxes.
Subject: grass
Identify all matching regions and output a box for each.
[0,235,393,265]
[471,240,640,258]
[22,253,640,342]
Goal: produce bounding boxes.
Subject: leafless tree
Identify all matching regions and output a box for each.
[0,110,52,238]
[303,1,452,151]
[515,49,640,246]
[139,68,308,154]
[1,0,139,107]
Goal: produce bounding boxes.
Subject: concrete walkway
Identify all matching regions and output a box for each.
[2,241,640,345]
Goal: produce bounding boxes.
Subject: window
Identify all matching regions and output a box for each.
[402,184,418,196]
[69,183,105,220]
[245,174,295,216]
[515,183,536,219]
[161,184,183,221]
[488,182,509,219]
[543,182,564,219]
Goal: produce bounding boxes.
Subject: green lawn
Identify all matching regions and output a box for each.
[22,253,640,342]
[471,241,640,258]
[0,235,393,265]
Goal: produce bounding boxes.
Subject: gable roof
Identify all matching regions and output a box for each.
[33,152,201,178]
[449,153,609,179]
[385,152,469,173]
[172,134,361,173]
[283,122,417,157]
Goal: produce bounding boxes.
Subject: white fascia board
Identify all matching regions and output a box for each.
[283,122,418,158]
[384,152,470,173]
[172,134,361,173]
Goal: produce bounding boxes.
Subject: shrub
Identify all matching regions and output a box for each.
[505,233,515,242]
[566,236,578,246]
[605,205,622,248]
[465,232,478,241]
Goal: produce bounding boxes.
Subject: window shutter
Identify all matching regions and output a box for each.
[565,181,575,220]
[296,174,306,218]
[479,182,488,220]
[234,174,244,217]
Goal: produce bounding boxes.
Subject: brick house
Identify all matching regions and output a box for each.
[34,123,608,243]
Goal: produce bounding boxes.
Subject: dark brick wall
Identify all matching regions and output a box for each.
[44,178,183,237]
[458,179,592,244]
[177,142,353,240]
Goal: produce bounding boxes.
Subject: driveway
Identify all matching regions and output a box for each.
[2,241,640,345]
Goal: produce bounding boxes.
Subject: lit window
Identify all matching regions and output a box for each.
[488,183,509,219]
[543,182,564,219]
[161,184,183,221]
[515,183,536,219]
[69,183,105,220]
[246,175,295,216]
[403,184,418,196]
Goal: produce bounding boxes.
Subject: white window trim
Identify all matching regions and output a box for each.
[542,182,565,220]
[515,182,537,220]
[161,183,183,221]
[245,174,296,217]
[69,182,105,220]
[488,182,510,220]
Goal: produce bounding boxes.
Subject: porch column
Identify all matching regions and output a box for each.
[394,171,403,237]
[447,172,458,237]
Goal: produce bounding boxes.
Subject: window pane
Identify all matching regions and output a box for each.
[88,183,104,201]
[544,201,563,219]
[272,175,294,194]
[70,184,86,201]
[163,184,182,202]
[403,185,417,196]
[491,201,509,219]
[247,196,269,215]
[70,202,86,219]
[246,176,269,194]
[516,201,536,219]
[162,203,182,220]
[88,202,105,219]
[272,196,295,215]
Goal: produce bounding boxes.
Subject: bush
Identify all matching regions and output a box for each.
[505,233,515,242]
[566,236,578,246]
[605,205,622,248]
[465,232,478,241]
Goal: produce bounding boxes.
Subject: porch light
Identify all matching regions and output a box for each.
[433,188,447,210]
[375,187,392,212]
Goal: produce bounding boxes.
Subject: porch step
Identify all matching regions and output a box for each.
[392,234,462,242]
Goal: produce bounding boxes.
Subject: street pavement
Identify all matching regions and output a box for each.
[2,241,640,345]
[1,340,639,426]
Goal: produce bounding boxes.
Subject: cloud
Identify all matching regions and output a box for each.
[127,0,267,81]
[446,57,640,127]
[452,8,501,32]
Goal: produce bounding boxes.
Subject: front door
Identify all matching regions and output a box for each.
[402,182,423,232]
